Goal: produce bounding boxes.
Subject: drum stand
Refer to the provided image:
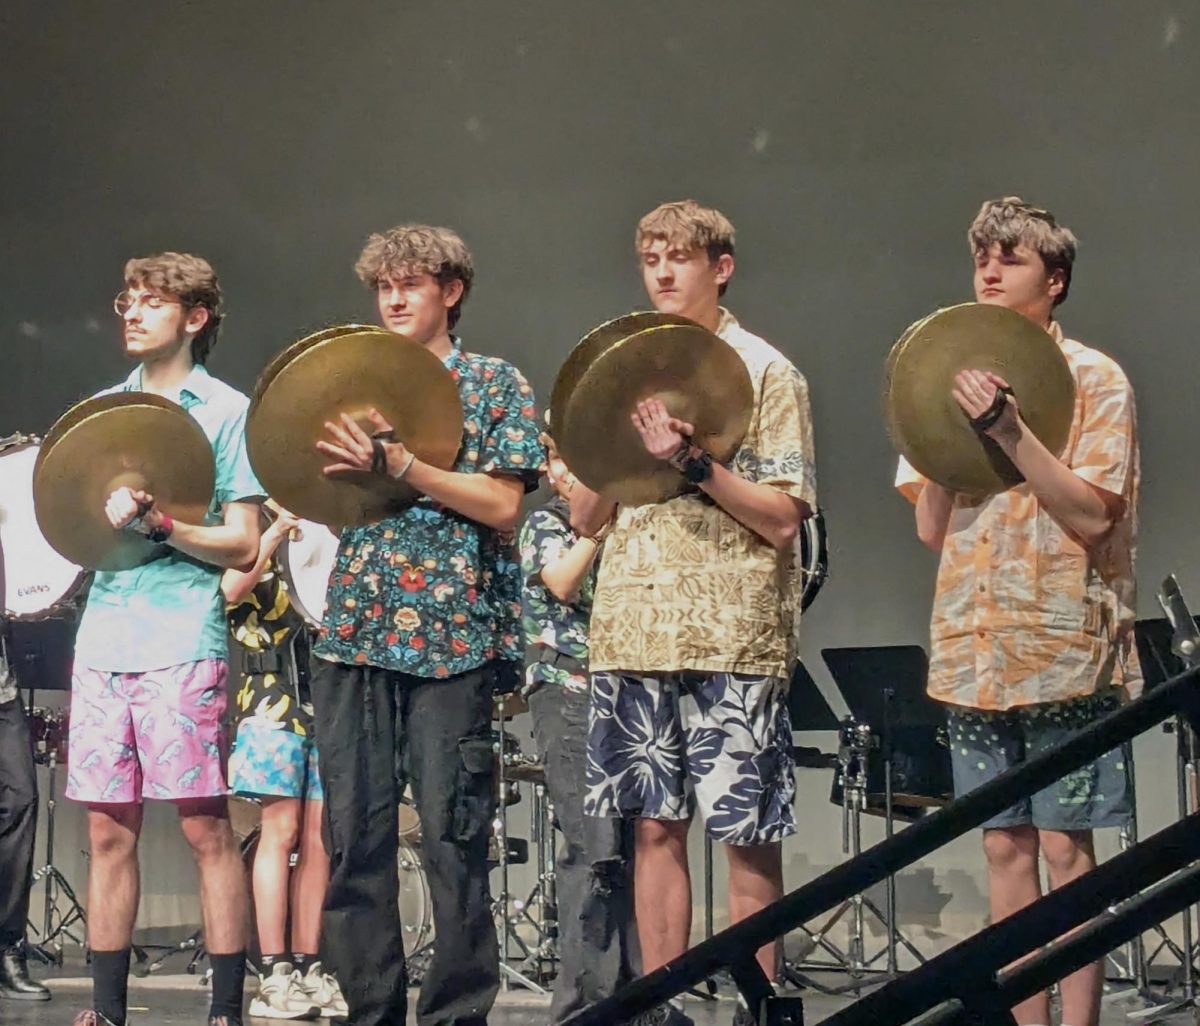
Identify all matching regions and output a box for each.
[26,741,88,965]
[784,716,927,995]
[492,694,547,995]
[513,779,559,983]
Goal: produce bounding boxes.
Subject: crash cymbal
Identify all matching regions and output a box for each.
[883,303,1075,495]
[250,324,374,410]
[548,312,693,443]
[246,327,464,527]
[560,323,754,505]
[33,392,216,571]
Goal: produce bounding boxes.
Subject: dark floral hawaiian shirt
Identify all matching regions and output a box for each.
[314,341,544,679]
[519,497,595,695]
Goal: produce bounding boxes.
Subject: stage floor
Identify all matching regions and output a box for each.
[0,959,1191,1026]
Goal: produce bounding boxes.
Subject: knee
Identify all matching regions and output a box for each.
[1039,830,1093,876]
[261,811,302,853]
[982,827,1039,873]
[88,813,138,862]
[636,817,689,851]
[181,815,237,862]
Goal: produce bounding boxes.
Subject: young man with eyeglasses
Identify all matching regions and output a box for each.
[67,253,263,1026]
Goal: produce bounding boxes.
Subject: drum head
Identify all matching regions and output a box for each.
[0,441,84,617]
[277,519,340,627]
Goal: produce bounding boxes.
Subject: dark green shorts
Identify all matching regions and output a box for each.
[946,691,1133,831]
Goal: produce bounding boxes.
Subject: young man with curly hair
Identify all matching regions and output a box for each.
[311,225,544,1026]
[68,252,264,1026]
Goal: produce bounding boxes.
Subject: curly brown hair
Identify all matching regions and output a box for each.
[355,225,475,329]
[968,197,1078,307]
[124,252,223,364]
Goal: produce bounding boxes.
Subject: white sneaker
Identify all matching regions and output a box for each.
[298,961,349,1019]
[247,962,321,1020]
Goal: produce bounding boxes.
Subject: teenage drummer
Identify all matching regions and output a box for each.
[223,501,345,1020]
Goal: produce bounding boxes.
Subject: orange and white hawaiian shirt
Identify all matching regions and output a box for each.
[896,321,1140,711]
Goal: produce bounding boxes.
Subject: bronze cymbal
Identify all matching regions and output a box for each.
[246,327,464,527]
[560,322,754,505]
[548,312,693,443]
[249,324,373,415]
[883,303,1075,495]
[33,393,216,571]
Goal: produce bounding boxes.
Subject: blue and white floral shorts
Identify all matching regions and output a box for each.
[584,671,795,845]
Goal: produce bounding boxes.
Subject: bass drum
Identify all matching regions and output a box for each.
[276,518,341,628]
[0,435,85,618]
[235,800,434,975]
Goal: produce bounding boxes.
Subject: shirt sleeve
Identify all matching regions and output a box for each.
[740,359,818,508]
[895,456,927,505]
[478,362,547,493]
[519,508,570,587]
[214,406,266,507]
[1069,359,1137,501]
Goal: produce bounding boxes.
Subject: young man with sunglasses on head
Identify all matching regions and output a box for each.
[68,253,263,1026]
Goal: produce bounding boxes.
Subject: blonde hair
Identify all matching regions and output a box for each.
[124,252,223,364]
[355,224,475,328]
[636,200,735,296]
[968,197,1078,307]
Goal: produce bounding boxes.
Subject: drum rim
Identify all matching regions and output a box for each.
[0,437,87,619]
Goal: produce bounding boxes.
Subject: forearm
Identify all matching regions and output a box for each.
[167,520,260,570]
[404,458,522,532]
[914,481,954,552]
[569,486,618,538]
[540,537,600,603]
[222,530,285,604]
[699,464,808,551]
[994,421,1115,546]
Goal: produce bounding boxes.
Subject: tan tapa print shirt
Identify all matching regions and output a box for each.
[589,309,817,678]
[896,321,1140,711]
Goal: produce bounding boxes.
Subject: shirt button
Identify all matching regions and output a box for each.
[647,583,655,590]
[980,533,989,543]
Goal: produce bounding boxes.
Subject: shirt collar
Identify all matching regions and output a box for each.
[1047,320,1065,346]
[123,362,217,405]
[716,306,739,339]
[443,336,464,370]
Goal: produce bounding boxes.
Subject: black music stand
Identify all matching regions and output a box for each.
[788,659,840,734]
[818,645,940,986]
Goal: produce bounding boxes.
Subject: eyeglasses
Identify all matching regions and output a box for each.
[113,290,182,316]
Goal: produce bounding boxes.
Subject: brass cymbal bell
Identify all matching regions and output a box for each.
[548,312,694,443]
[33,392,217,571]
[883,302,1075,495]
[246,327,464,527]
[560,322,754,505]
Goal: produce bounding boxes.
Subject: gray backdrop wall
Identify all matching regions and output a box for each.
[3,1,1198,953]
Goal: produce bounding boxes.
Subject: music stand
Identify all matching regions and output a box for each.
[819,645,939,987]
[788,659,840,733]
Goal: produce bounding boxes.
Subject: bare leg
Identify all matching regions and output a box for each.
[253,798,301,956]
[1041,829,1100,1026]
[177,798,248,954]
[634,817,692,973]
[290,799,330,955]
[983,825,1049,1025]
[85,804,144,950]
[725,841,783,980]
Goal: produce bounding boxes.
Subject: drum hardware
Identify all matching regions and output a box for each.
[491,694,548,995]
[883,302,1076,496]
[33,393,216,571]
[1124,587,1200,1019]
[551,314,754,506]
[798,509,830,614]
[246,325,464,527]
[20,690,87,966]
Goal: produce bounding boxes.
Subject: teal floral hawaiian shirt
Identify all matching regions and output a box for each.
[314,341,544,679]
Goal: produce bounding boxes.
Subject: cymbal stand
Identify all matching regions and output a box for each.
[26,732,87,964]
[492,695,546,994]
[512,779,558,983]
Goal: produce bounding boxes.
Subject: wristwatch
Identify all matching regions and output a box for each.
[668,443,714,484]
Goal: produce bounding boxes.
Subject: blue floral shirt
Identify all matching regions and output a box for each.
[313,341,545,679]
[519,497,595,695]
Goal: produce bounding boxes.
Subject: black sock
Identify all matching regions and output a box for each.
[91,948,131,1026]
[291,952,316,974]
[259,953,286,974]
[209,951,247,1021]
